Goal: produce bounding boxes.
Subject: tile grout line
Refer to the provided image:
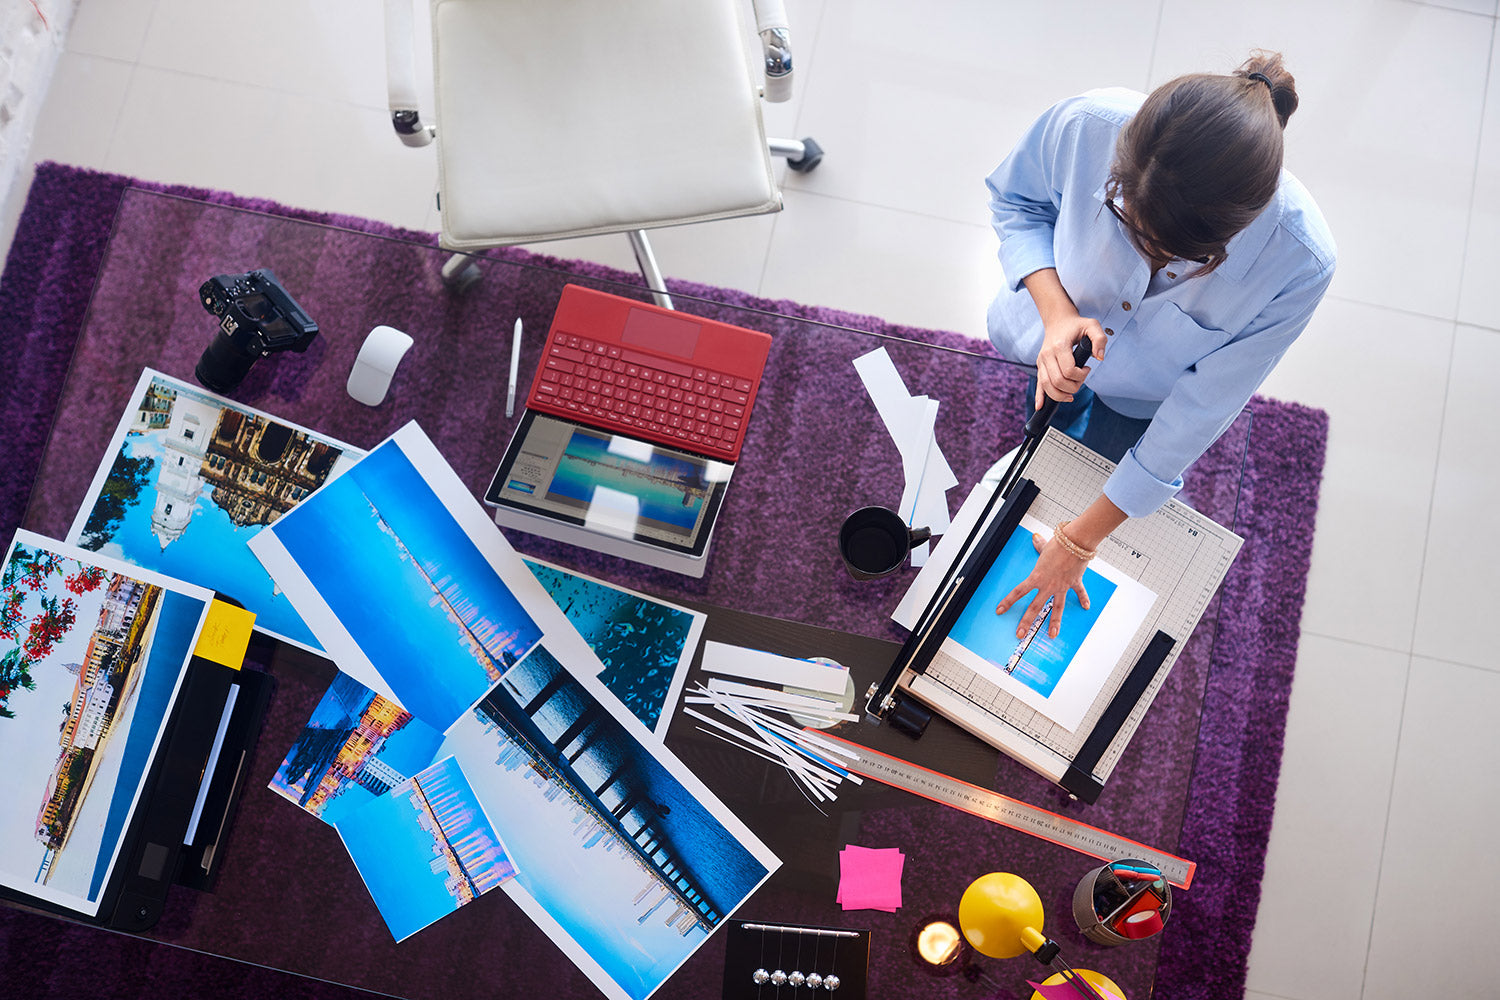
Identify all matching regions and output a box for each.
[1356,651,1417,1000]
[1448,13,1498,333]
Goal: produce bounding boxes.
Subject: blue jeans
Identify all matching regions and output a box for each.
[1025,377,1152,463]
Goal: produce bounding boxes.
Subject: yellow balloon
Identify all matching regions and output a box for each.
[957,872,1045,959]
[1029,969,1125,1000]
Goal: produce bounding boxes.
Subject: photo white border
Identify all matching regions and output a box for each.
[0,530,213,917]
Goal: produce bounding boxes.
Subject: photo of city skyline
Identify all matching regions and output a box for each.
[255,434,546,732]
[269,671,445,827]
[440,643,776,1000]
[0,532,209,916]
[336,754,516,942]
[66,370,362,650]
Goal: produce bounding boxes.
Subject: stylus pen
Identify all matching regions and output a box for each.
[506,317,522,418]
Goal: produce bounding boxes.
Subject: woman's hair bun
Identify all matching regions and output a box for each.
[1238,50,1298,128]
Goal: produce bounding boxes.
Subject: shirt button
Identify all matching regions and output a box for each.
[1104,328,1114,336]
[1166,271,1177,279]
[1122,301,1132,311]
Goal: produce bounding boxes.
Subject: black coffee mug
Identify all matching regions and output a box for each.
[838,506,932,580]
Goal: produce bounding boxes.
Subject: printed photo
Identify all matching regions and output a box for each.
[948,524,1119,699]
[66,369,363,650]
[270,672,445,826]
[0,532,210,916]
[335,754,516,942]
[942,515,1156,732]
[524,558,703,737]
[441,643,777,1000]
[251,427,546,731]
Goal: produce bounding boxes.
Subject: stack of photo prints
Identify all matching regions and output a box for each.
[9,369,776,1000]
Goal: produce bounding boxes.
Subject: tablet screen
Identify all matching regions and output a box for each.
[485,412,733,557]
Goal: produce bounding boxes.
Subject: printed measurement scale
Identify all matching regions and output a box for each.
[819,732,1195,889]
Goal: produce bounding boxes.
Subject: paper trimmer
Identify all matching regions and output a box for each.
[865,340,1244,802]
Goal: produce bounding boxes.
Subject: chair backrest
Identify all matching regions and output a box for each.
[421,0,781,251]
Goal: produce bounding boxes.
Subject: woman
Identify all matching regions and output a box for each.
[985,51,1334,638]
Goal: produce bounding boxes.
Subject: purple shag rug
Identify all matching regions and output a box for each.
[0,163,1328,999]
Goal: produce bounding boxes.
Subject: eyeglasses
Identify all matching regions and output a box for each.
[1106,197,1223,269]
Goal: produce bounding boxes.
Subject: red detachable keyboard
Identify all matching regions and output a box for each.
[526,285,772,462]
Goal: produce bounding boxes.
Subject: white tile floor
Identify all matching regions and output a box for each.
[2,2,1497,998]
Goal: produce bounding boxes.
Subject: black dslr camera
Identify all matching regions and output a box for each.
[196,269,319,392]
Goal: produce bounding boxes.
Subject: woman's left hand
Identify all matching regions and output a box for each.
[995,531,1090,638]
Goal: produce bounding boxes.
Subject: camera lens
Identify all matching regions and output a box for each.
[195,328,260,393]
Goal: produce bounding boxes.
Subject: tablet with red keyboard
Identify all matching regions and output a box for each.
[526,284,771,462]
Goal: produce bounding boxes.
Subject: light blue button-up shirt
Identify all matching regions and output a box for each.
[986,88,1336,517]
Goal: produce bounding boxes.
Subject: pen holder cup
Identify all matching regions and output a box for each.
[838,506,931,580]
[1072,860,1172,946]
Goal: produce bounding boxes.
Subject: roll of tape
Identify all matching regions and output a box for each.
[1114,907,1164,940]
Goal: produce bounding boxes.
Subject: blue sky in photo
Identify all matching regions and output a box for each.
[335,756,503,942]
[87,432,319,648]
[269,441,543,731]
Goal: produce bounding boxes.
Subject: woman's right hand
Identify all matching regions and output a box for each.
[1034,310,1107,410]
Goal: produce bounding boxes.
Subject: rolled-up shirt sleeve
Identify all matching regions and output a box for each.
[986,100,1083,292]
[1103,257,1336,516]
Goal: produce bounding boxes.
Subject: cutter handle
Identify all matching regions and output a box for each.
[1025,336,1095,438]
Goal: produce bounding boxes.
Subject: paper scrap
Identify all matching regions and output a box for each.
[700,641,850,696]
[852,348,957,564]
[837,845,905,912]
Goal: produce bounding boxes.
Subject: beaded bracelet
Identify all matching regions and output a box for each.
[1053,521,1097,562]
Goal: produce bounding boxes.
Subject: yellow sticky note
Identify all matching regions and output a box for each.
[193,600,257,669]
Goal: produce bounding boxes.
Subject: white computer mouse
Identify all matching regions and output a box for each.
[347,325,414,406]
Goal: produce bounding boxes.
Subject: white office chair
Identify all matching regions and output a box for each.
[383,0,823,309]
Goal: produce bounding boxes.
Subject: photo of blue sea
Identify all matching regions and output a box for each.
[335,755,515,942]
[268,441,545,732]
[549,433,706,533]
[82,434,321,649]
[524,560,696,734]
[948,524,1117,697]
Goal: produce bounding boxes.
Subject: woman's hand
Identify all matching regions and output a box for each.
[1034,312,1107,410]
[996,531,1090,638]
[1019,268,1108,410]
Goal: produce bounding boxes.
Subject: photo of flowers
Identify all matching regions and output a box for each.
[335,754,516,942]
[66,369,363,650]
[0,531,211,916]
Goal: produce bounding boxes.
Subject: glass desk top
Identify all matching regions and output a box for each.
[13,188,1250,1000]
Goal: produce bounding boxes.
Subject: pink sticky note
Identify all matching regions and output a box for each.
[1027,979,1126,1000]
[837,845,905,911]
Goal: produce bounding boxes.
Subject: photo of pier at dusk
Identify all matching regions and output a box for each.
[336,754,516,942]
[260,439,545,731]
[441,644,775,1000]
[0,534,208,915]
[269,672,444,826]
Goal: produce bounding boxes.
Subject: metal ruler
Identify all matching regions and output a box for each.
[820,732,1195,889]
